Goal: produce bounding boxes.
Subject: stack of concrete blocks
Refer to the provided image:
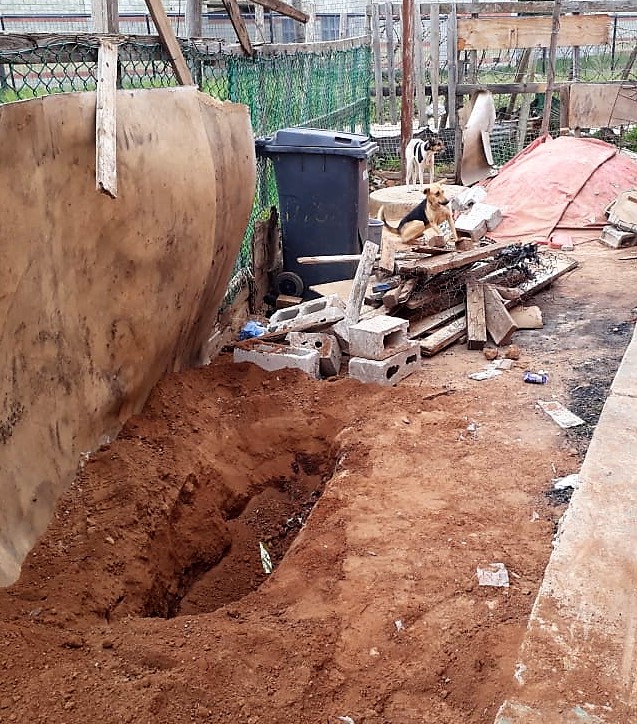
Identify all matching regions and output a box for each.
[233,295,344,378]
[347,315,420,386]
[287,331,342,377]
[455,202,503,241]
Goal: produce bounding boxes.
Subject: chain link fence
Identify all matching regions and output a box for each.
[0,36,372,303]
[372,8,637,169]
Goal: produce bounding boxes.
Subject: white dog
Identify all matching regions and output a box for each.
[405,136,446,188]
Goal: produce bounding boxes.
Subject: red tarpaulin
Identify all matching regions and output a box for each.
[483,135,637,244]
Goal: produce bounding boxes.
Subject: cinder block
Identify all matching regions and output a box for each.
[268,294,344,327]
[600,225,637,249]
[234,342,320,378]
[349,315,409,360]
[348,342,420,386]
[268,306,344,335]
[455,213,488,241]
[450,185,487,214]
[286,332,342,377]
[471,202,503,231]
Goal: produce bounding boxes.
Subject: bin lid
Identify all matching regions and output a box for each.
[256,127,378,158]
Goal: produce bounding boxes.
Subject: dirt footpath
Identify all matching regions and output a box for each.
[0,242,636,723]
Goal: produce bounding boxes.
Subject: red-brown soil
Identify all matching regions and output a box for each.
[0,243,635,723]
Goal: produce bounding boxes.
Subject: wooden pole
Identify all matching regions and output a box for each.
[447,3,460,181]
[414,1,427,125]
[430,1,440,130]
[185,0,202,38]
[385,1,397,124]
[144,0,194,84]
[91,0,119,33]
[372,3,384,123]
[541,0,561,136]
[401,0,415,182]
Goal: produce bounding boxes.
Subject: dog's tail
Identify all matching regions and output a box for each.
[377,205,400,234]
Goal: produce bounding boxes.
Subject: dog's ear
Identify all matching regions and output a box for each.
[421,184,431,195]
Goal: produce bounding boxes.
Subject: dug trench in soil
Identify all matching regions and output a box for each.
[1,244,636,723]
[0,357,574,723]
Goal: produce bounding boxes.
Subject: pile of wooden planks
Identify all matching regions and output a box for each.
[360,239,578,357]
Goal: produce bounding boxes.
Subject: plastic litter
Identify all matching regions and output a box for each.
[239,320,268,340]
[523,370,548,384]
[259,542,273,574]
[476,562,510,587]
[469,368,502,381]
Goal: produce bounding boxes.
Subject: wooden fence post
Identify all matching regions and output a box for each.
[372,3,384,123]
[401,0,415,180]
[91,0,119,34]
[385,1,398,124]
[447,3,461,181]
[430,1,440,130]
[541,0,562,135]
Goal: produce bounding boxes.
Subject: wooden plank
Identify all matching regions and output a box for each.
[541,0,562,136]
[483,284,518,345]
[512,255,578,303]
[385,1,398,124]
[447,4,460,182]
[297,253,370,265]
[379,234,396,274]
[144,0,194,85]
[466,280,487,350]
[401,0,415,183]
[420,316,467,356]
[372,4,384,123]
[396,239,516,277]
[422,1,637,13]
[345,241,380,325]
[457,15,610,51]
[91,0,119,34]
[569,82,637,127]
[221,0,254,56]
[95,39,118,199]
[430,2,440,130]
[255,4,266,41]
[252,0,308,23]
[408,302,464,338]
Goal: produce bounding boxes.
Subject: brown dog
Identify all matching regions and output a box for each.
[378,182,458,245]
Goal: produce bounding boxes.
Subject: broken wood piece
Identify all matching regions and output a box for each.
[221,0,254,56]
[95,38,118,198]
[420,316,467,356]
[411,245,450,255]
[298,253,377,265]
[251,0,308,24]
[144,0,194,85]
[276,294,303,309]
[344,241,379,325]
[465,280,487,350]
[408,303,465,339]
[483,284,518,346]
[510,305,543,329]
[379,234,396,274]
[493,285,521,301]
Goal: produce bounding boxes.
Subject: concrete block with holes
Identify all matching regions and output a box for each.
[348,342,420,386]
[268,294,345,333]
[234,342,320,378]
[286,331,342,377]
[348,315,410,361]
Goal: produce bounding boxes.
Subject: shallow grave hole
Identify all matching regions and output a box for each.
[144,442,338,619]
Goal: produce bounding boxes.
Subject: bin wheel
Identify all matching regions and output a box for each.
[275,271,304,297]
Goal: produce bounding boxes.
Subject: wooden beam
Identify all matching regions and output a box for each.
[465,280,487,350]
[396,239,516,277]
[401,0,415,183]
[420,316,467,356]
[144,0,194,85]
[541,0,562,136]
[91,0,119,34]
[251,0,308,23]
[408,302,464,338]
[95,38,118,198]
[483,284,518,345]
[221,0,254,56]
[415,2,637,15]
[457,14,609,51]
